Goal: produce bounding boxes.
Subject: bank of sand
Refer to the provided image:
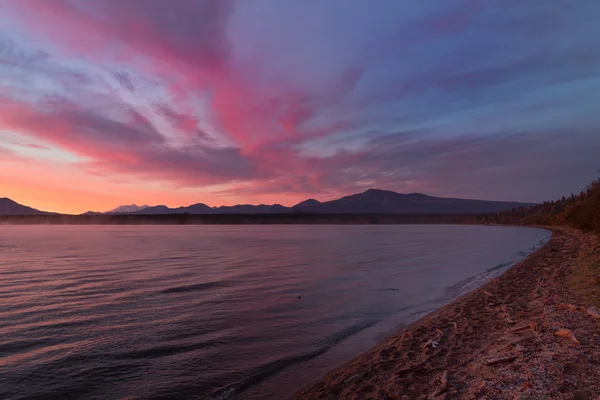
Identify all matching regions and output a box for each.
[295,228,600,399]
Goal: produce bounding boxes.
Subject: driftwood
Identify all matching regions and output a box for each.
[529,322,540,335]
[587,306,600,319]
[509,334,536,346]
[344,373,365,384]
[484,355,518,366]
[428,370,448,399]
[555,329,580,344]
[508,323,532,334]
[423,339,439,349]
[558,303,578,312]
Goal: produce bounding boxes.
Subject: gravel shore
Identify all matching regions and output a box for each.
[295,228,600,400]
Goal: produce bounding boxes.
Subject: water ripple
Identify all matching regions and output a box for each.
[0,225,549,399]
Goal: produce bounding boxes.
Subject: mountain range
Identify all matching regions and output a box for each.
[0,197,51,215]
[102,189,532,215]
[107,204,149,213]
[0,189,534,216]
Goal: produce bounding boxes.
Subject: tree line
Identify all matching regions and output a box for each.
[475,175,600,233]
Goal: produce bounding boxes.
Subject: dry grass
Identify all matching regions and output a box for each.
[569,235,600,308]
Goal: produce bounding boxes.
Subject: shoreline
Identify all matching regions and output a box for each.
[294,227,600,399]
[0,214,524,225]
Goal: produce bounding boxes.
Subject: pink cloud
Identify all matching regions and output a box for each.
[22,143,50,150]
[0,96,256,185]
[3,0,594,212]
[0,146,22,161]
[3,0,360,152]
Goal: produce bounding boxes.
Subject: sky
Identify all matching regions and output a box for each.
[1,0,600,214]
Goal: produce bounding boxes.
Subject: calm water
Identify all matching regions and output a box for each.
[0,225,549,399]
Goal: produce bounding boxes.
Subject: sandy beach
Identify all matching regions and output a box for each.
[295,228,600,400]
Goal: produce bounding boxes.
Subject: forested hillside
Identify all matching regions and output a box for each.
[479,176,600,232]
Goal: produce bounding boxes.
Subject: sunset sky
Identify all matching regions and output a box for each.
[1,0,600,214]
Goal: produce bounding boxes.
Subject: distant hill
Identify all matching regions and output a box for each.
[81,211,103,216]
[134,203,289,215]
[4,189,534,216]
[129,189,530,215]
[292,198,321,212]
[107,204,149,213]
[0,198,49,215]
[135,205,177,215]
[301,189,533,214]
[135,203,212,215]
[214,204,289,214]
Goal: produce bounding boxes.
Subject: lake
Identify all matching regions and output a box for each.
[0,225,550,399]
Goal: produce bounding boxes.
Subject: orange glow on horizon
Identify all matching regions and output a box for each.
[0,159,311,214]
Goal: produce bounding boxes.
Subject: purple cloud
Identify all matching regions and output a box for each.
[1,0,600,205]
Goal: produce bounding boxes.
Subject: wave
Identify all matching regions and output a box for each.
[207,319,380,400]
[115,341,218,360]
[445,259,519,299]
[485,261,513,273]
[0,337,63,354]
[447,234,550,299]
[1,226,553,399]
[160,280,232,294]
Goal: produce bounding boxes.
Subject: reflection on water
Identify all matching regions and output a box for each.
[0,225,549,399]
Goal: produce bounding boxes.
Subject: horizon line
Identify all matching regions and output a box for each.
[2,187,538,215]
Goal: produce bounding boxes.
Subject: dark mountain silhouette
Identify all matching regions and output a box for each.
[215,204,289,214]
[184,203,213,214]
[133,203,213,215]
[107,204,149,213]
[135,205,179,215]
[130,189,531,215]
[81,211,103,216]
[3,189,534,216]
[307,189,532,214]
[134,203,288,215]
[0,198,49,215]
[292,198,321,212]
